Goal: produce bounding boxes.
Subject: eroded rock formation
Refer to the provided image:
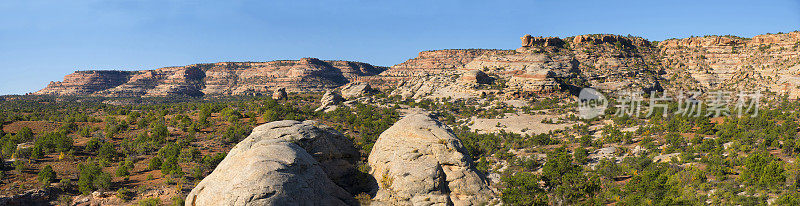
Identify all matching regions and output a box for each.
[659,32,800,98]
[34,31,800,100]
[339,82,375,100]
[271,87,287,100]
[368,112,493,206]
[316,90,344,112]
[35,58,386,97]
[521,34,565,47]
[186,120,361,206]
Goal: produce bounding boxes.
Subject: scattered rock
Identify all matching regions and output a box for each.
[653,153,681,163]
[631,145,646,156]
[368,112,493,206]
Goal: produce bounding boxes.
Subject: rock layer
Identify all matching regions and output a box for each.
[35,58,386,97]
[368,112,493,206]
[659,32,800,98]
[34,31,800,99]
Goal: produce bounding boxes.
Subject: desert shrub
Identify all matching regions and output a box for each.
[77,162,112,195]
[37,165,57,185]
[740,151,785,186]
[116,164,130,177]
[502,172,548,205]
[170,196,185,206]
[148,157,163,171]
[574,147,588,164]
[201,153,226,171]
[116,187,134,201]
[160,157,181,176]
[13,160,25,174]
[14,127,34,143]
[179,147,201,163]
[138,198,161,206]
[97,142,118,161]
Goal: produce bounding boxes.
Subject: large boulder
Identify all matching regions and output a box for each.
[186,120,360,206]
[315,90,344,112]
[367,113,493,206]
[271,87,287,100]
[340,82,375,100]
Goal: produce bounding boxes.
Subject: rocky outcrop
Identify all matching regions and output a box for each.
[392,72,487,100]
[0,188,52,206]
[316,90,344,112]
[572,34,651,48]
[368,112,493,206]
[35,58,386,97]
[35,71,133,96]
[272,87,287,100]
[339,82,375,100]
[390,34,665,100]
[391,69,495,100]
[521,35,564,47]
[458,70,492,85]
[380,49,515,80]
[507,70,560,93]
[186,120,360,206]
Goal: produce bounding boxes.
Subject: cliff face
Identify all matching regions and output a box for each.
[384,31,800,100]
[36,71,135,96]
[34,58,386,97]
[35,31,800,98]
[386,34,663,99]
[659,32,800,98]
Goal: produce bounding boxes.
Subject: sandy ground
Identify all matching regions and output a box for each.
[468,113,575,135]
[503,100,529,108]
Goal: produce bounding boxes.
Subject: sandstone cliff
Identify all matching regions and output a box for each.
[35,31,800,99]
[659,32,800,98]
[387,34,662,100]
[35,58,386,97]
[386,32,800,100]
[380,49,515,80]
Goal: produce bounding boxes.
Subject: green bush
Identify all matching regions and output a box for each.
[501,172,548,205]
[77,162,112,195]
[116,187,134,201]
[37,165,57,185]
[116,164,130,177]
[148,157,163,171]
[138,197,161,206]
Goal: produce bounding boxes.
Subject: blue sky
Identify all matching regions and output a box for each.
[1,0,798,95]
